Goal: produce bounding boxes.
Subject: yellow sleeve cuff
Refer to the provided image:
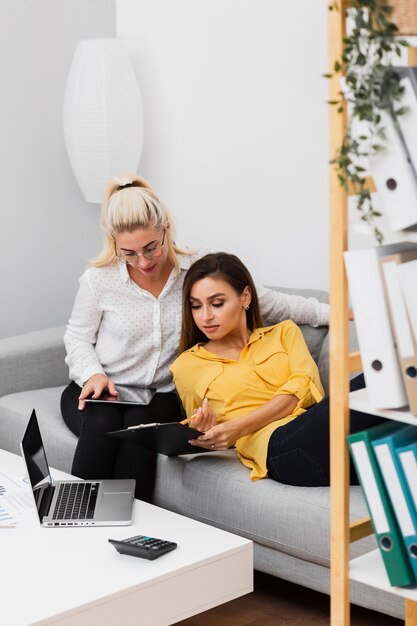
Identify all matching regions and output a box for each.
[276,377,324,407]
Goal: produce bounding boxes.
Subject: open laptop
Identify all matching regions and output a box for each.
[20,410,135,527]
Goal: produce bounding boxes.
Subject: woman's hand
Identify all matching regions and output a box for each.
[189,420,242,451]
[190,398,217,433]
[189,392,299,450]
[78,374,118,410]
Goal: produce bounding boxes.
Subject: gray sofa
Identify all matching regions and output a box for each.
[0,288,404,620]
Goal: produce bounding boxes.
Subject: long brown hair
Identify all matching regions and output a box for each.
[179,252,263,353]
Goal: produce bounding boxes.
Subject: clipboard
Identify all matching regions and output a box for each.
[107,422,214,456]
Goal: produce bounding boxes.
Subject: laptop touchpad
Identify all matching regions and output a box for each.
[101,492,132,516]
[104,491,132,505]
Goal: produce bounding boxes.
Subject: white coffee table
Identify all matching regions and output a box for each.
[0,449,253,626]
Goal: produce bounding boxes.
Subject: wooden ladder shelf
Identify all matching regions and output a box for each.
[328,5,417,625]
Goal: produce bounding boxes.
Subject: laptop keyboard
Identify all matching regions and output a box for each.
[52,482,100,520]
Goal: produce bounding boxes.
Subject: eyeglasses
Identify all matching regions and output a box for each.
[116,229,166,266]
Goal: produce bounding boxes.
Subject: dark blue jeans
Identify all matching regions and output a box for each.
[266,374,385,486]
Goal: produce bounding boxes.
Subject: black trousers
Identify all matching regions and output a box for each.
[61,381,182,502]
[266,374,386,487]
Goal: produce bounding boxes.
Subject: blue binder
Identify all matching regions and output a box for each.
[348,421,415,587]
[372,425,417,578]
[396,438,417,561]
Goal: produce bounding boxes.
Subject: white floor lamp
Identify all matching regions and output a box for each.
[63,38,144,204]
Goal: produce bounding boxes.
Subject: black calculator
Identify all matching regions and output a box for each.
[108,534,177,560]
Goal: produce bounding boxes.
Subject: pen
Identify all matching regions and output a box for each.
[180,415,195,426]
[180,399,207,425]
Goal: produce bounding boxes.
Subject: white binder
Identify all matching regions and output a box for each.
[344,243,411,409]
[398,260,417,397]
[395,69,417,178]
[382,252,417,416]
[368,108,417,232]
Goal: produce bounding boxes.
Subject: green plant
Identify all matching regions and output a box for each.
[327,0,409,243]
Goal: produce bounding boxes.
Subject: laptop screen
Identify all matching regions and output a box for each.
[21,410,53,520]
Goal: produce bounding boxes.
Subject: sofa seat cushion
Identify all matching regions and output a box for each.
[0,386,77,474]
[153,450,377,568]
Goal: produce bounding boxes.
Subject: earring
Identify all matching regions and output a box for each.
[244,304,250,310]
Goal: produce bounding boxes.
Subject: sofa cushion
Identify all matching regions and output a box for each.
[299,325,329,390]
[0,326,68,397]
[153,451,377,568]
[0,386,77,474]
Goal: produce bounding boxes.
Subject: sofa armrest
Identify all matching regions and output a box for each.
[0,326,69,397]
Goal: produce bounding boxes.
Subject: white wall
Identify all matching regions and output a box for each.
[116,0,330,290]
[0,1,116,339]
[0,1,330,339]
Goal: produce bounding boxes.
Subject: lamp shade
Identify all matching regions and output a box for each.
[63,38,143,203]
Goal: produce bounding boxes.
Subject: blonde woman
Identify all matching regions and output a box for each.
[61,175,330,501]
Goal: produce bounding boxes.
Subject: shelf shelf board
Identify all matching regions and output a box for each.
[350,388,417,425]
[350,550,417,600]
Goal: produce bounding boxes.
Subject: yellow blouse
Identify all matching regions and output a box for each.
[170,320,325,481]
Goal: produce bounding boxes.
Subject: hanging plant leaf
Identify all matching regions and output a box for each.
[326,0,409,243]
